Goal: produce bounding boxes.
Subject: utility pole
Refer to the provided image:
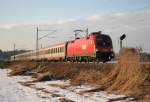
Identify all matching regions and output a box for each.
[36,27,39,60]
[14,43,15,61]
[36,27,57,61]
[120,40,122,49]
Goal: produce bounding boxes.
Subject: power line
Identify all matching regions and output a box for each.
[36,27,57,60]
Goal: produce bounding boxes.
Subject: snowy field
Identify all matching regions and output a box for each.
[0,69,136,102]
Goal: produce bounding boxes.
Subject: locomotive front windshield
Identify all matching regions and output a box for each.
[96,35,112,47]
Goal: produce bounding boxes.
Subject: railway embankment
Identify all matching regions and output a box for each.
[1,48,150,101]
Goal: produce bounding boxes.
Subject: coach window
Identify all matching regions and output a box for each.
[49,49,51,54]
[53,48,55,53]
[50,49,52,54]
[59,47,61,52]
[60,47,62,52]
[61,47,63,52]
[62,47,64,52]
[57,48,58,53]
[52,49,53,54]
[48,49,50,54]
[58,47,60,53]
[60,47,61,52]
[51,49,52,54]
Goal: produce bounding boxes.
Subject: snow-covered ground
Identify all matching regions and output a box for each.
[0,69,136,102]
[0,69,54,102]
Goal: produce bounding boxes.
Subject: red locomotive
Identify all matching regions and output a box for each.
[11,31,114,62]
[67,31,114,62]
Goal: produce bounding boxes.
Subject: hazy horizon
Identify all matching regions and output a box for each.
[0,0,150,53]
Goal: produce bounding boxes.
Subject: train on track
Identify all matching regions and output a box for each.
[11,31,114,62]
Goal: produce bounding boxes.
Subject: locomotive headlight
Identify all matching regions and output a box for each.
[96,49,98,52]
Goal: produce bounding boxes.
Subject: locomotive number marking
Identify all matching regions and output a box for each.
[82,44,87,50]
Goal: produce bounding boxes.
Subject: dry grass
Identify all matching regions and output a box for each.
[100,48,142,93]
[8,61,37,76]
[2,48,150,101]
[99,48,150,101]
[59,98,75,102]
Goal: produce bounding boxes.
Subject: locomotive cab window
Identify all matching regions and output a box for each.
[96,36,112,47]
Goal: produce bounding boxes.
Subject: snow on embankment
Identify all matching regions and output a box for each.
[0,69,53,102]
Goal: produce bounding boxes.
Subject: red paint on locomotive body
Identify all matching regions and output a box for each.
[67,34,96,57]
[67,31,114,61]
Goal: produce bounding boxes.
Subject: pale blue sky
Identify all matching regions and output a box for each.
[0,0,150,52]
[0,0,150,22]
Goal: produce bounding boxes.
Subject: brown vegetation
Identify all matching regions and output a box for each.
[2,48,150,101]
[59,98,75,102]
[99,48,150,101]
[8,61,37,76]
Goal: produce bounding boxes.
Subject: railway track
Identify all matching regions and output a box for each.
[35,61,150,65]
